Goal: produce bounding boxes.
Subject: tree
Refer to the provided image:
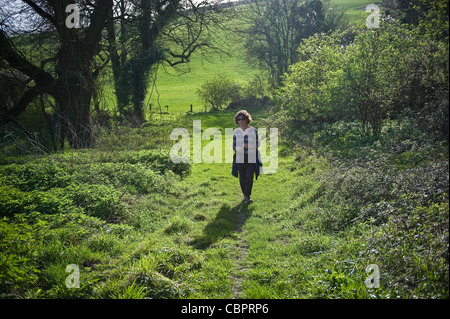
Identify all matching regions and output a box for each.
[242,0,346,88]
[0,0,234,146]
[277,18,449,136]
[0,0,113,148]
[106,0,234,123]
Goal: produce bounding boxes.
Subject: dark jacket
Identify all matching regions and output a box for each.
[232,127,263,180]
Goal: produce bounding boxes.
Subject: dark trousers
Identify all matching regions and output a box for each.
[237,163,256,197]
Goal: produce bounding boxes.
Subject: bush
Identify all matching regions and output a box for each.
[63,183,124,219]
[0,160,70,191]
[313,121,449,297]
[277,19,449,136]
[196,73,241,110]
[0,186,72,217]
[365,200,449,298]
[277,32,347,123]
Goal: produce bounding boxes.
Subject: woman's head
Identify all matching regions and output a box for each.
[234,110,253,125]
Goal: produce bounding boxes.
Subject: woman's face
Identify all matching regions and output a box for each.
[237,115,248,128]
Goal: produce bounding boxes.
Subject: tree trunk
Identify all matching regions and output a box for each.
[54,0,112,148]
[1,0,113,149]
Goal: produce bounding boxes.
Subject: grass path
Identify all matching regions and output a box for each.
[229,201,250,298]
[178,159,298,298]
[168,112,329,298]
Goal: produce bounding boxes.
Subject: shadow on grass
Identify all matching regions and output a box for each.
[192,201,253,249]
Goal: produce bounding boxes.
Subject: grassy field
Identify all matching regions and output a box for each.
[147,35,257,115]
[2,104,447,299]
[336,0,374,20]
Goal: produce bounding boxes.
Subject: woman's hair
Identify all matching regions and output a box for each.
[234,110,253,125]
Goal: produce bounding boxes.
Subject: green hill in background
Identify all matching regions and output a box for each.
[100,0,374,116]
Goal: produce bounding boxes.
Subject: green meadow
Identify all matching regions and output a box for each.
[3,105,446,299]
[336,0,374,20]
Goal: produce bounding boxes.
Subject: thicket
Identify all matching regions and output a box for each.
[196,73,242,110]
[276,17,449,137]
[196,73,269,111]
[287,119,449,298]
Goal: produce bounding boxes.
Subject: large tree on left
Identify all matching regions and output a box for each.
[0,0,113,148]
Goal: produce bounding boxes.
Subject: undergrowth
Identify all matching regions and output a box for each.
[0,111,448,299]
[282,117,449,298]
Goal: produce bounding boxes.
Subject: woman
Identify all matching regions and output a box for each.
[231,110,262,203]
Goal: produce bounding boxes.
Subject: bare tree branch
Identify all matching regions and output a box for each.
[21,0,57,25]
[84,0,113,59]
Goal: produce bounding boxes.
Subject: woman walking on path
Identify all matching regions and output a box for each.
[231,110,263,203]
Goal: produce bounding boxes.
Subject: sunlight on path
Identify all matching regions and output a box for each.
[183,154,309,298]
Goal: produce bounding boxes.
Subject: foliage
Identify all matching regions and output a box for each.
[115,48,163,121]
[242,0,347,87]
[286,117,449,298]
[241,74,270,99]
[0,143,193,298]
[383,0,449,40]
[0,217,40,296]
[277,17,449,135]
[0,0,448,301]
[276,32,348,123]
[196,73,242,110]
[0,106,448,299]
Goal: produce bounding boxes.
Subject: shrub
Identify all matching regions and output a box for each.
[0,160,70,191]
[0,186,72,217]
[277,19,449,136]
[365,200,449,298]
[277,32,348,123]
[196,73,241,110]
[63,183,125,219]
